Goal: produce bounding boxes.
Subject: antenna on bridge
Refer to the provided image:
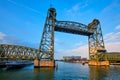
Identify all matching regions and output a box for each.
[49,0,53,8]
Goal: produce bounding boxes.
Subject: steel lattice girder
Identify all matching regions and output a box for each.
[39,8,56,61]
[99,52,120,61]
[88,19,106,61]
[0,44,38,60]
[55,21,93,36]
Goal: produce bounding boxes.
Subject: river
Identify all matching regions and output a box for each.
[0,61,120,80]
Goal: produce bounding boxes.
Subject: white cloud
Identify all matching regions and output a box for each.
[104,32,120,42]
[74,41,84,47]
[105,42,120,52]
[70,42,120,58]
[55,30,120,59]
[101,0,119,14]
[67,3,80,13]
[55,45,88,59]
[55,41,120,59]
[67,0,88,13]
[0,32,6,40]
[116,25,120,30]
[55,38,59,45]
[104,25,120,52]
[64,0,89,21]
[0,32,38,48]
[101,3,113,14]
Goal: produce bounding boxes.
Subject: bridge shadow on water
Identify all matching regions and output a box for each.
[88,65,120,80]
[34,67,55,80]
[89,66,110,80]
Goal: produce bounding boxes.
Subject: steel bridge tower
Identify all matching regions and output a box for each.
[34,8,109,67]
[39,8,56,61]
[34,8,56,67]
[88,20,106,61]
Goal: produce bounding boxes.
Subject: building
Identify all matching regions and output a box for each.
[102,52,120,63]
[63,56,81,62]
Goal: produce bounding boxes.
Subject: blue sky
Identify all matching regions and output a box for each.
[0,0,120,59]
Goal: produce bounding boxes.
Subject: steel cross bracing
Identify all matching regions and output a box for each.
[39,8,106,61]
[88,20,106,60]
[39,8,56,61]
[0,44,38,60]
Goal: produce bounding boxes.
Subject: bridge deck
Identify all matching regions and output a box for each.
[55,21,93,36]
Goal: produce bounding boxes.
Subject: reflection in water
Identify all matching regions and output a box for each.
[0,62,120,80]
[34,68,54,80]
[89,66,109,80]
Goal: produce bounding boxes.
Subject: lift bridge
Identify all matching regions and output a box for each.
[0,8,120,67]
[35,8,109,67]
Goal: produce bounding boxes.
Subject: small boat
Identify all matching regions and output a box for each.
[5,61,33,69]
[0,61,6,68]
[81,61,85,65]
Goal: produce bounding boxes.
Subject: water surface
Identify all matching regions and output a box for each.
[0,61,120,80]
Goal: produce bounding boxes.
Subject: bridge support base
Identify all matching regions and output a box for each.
[88,60,109,66]
[34,59,55,68]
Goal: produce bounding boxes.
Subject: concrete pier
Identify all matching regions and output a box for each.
[88,60,109,66]
[34,59,54,68]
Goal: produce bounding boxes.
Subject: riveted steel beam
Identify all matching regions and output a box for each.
[0,44,38,60]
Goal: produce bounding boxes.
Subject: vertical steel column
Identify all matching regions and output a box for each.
[39,8,56,61]
[88,19,106,61]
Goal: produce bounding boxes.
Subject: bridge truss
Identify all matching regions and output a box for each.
[39,8,106,61]
[0,44,38,60]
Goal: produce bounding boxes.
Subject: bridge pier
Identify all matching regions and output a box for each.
[34,59,55,68]
[88,60,109,66]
